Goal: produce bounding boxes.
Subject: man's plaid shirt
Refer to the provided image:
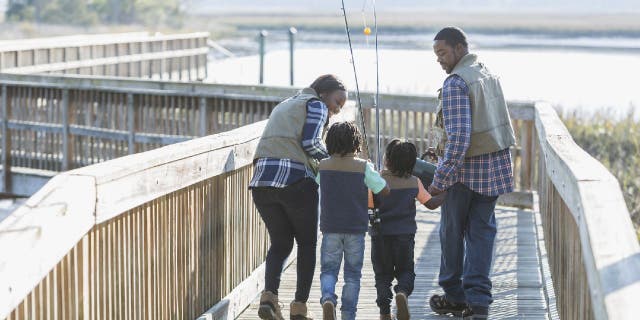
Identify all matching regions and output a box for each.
[432,75,514,197]
[249,99,329,188]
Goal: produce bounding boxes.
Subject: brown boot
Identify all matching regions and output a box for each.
[290,301,313,320]
[258,291,284,320]
[380,314,395,320]
[395,292,410,320]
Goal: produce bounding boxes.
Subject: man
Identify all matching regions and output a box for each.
[427,27,516,319]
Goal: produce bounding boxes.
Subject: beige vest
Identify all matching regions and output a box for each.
[435,54,516,158]
[253,88,325,174]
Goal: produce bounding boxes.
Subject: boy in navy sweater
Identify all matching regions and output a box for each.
[317,122,390,320]
[370,139,446,320]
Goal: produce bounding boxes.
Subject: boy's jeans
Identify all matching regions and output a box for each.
[320,232,366,320]
[371,234,416,315]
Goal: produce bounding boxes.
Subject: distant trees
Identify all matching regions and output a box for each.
[5,0,184,27]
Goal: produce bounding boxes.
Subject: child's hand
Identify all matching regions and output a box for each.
[425,190,447,210]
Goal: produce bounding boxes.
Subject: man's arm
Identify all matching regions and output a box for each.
[301,100,329,160]
[431,76,471,191]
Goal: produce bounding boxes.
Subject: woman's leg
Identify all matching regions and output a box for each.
[281,178,320,302]
[252,187,295,295]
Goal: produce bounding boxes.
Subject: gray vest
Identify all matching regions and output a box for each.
[435,54,516,158]
[253,88,325,174]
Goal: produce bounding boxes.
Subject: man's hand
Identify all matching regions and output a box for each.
[428,184,444,196]
[422,147,438,162]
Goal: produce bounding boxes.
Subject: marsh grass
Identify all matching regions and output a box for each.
[559,107,640,240]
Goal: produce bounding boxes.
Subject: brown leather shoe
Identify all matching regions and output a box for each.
[322,300,336,320]
[258,291,284,320]
[395,292,410,320]
[290,301,313,320]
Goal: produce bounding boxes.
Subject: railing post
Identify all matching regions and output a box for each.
[520,120,533,190]
[1,85,10,193]
[61,89,70,171]
[288,27,297,86]
[199,97,207,136]
[161,40,167,80]
[128,93,136,155]
[258,30,268,84]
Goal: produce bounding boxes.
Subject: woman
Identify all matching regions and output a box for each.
[250,74,348,320]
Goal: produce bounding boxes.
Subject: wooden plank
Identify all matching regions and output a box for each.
[234,207,553,320]
[1,85,9,193]
[0,174,96,319]
[61,90,70,171]
[127,93,135,155]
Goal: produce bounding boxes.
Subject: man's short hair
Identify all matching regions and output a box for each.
[434,27,468,48]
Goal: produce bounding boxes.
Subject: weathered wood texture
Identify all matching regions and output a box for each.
[534,102,640,319]
[237,207,558,319]
[0,76,279,194]
[0,32,209,81]
[0,121,269,320]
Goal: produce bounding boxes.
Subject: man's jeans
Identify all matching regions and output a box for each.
[320,233,366,320]
[439,183,498,309]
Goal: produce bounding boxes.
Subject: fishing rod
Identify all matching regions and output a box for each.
[340,0,371,161]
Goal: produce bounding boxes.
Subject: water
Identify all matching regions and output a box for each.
[207,32,640,118]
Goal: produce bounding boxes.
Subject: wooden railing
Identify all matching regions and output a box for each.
[0,32,209,81]
[533,102,640,319]
[0,73,281,195]
[1,73,639,319]
[0,120,269,320]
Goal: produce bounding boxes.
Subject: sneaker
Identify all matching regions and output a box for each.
[258,291,284,320]
[429,294,467,317]
[395,292,410,320]
[322,300,336,320]
[290,300,314,320]
[462,306,488,319]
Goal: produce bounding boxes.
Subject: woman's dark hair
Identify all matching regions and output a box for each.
[326,122,361,156]
[434,26,468,49]
[385,139,417,178]
[310,74,346,96]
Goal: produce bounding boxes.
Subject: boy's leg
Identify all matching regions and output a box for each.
[371,235,394,315]
[462,192,498,316]
[340,233,366,320]
[392,234,416,296]
[281,178,319,302]
[438,183,472,304]
[320,233,343,306]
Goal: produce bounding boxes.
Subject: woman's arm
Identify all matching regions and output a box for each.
[301,100,329,160]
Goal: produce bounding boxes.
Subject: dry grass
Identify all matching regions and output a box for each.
[560,108,640,240]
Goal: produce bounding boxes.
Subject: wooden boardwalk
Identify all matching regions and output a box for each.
[237,206,557,319]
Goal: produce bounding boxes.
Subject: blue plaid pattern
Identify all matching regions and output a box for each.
[432,75,514,196]
[249,100,329,188]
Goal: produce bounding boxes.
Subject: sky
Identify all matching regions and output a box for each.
[186,0,640,14]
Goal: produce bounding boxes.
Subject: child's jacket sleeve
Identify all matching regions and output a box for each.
[363,162,387,194]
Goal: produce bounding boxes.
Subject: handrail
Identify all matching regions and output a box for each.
[0,32,210,53]
[534,102,640,319]
[0,120,267,319]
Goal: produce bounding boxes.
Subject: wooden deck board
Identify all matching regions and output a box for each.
[237,207,554,319]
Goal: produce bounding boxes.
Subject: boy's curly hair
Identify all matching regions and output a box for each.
[326,122,361,156]
[385,139,417,177]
